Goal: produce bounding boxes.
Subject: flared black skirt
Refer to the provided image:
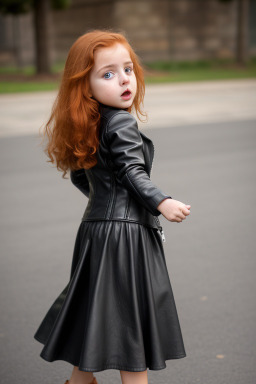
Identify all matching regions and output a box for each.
[34,220,186,372]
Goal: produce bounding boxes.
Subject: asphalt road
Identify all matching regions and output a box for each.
[0,81,255,384]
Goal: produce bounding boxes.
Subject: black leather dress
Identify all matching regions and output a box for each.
[34,106,186,372]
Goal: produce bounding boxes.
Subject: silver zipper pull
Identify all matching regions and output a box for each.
[153,217,166,242]
[160,228,166,242]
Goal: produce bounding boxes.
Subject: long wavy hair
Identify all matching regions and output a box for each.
[39,30,146,179]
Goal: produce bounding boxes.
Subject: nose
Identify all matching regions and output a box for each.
[119,70,130,86]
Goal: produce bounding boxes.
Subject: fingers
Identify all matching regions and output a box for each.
[181,206,190,217]
[166,200,191,223]
[176,205,191,222]
[183,206,191,214]
[171,214,185,222]
[171,217,182,223]
[179,206,190,218]
[177,211,186,220]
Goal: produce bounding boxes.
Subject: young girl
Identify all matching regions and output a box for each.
[34,30,191,384]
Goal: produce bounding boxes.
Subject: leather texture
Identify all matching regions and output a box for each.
[34,220,186,371]
[33,105,186,372]
[70,105,172,231]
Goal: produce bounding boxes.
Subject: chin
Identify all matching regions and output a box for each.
[106,100,133,109]
[123,100,133,108]
[112,103,132,109]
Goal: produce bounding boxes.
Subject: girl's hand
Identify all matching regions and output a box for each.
[157,198,191,223]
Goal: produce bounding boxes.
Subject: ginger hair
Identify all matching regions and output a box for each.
[39,30,146,179]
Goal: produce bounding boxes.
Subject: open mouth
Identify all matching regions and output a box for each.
[121,90,131,98]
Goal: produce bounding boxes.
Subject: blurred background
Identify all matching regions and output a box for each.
[0,1,256,384]
[0,0,255,89]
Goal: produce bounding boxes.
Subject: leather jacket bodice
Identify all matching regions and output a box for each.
[70,106,171,234]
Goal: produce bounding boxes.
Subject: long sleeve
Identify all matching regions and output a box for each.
[70,169,90,198]
[105,111,171,216]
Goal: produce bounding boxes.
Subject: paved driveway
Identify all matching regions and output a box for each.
[0,79,255,137]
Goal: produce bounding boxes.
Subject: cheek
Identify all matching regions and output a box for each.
[93,80,115,98]
[89,77,97,97]
[132,76,137,94]
[131,73,137,87]
[134,78,137,91]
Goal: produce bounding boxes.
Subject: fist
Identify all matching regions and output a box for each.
[157,198,191,223]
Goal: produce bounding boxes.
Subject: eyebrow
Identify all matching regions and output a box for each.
[97,61,133,74]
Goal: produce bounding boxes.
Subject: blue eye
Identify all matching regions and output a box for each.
[125,67,132,74]
[104,72,114,79]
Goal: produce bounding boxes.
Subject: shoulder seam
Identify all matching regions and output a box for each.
[105,111,136,135]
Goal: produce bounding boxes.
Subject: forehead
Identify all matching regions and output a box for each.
[93,43,132,67]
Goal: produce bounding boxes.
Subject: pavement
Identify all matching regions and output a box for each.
[0,79,255,384]
[0,79,255,137]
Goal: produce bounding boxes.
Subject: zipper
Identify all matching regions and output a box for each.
[154,215,166,242]
[147,138,166,242]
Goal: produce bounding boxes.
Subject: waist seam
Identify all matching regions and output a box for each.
[81,217,159,231]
